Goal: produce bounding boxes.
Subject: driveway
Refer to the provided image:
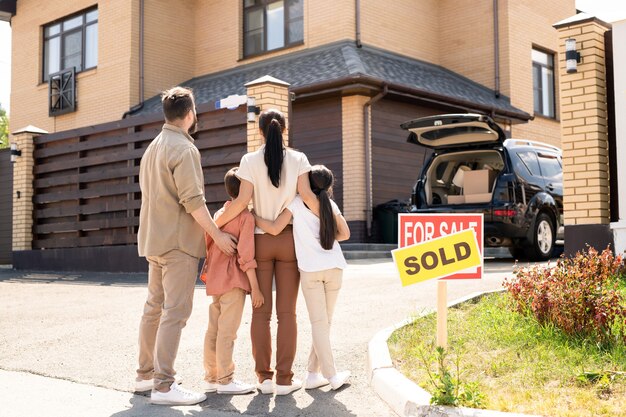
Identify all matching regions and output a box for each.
[0,254,546,417]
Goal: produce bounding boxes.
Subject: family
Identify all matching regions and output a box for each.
[134,86,351,406]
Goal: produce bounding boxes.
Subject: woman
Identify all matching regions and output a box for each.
[215,109,318,396]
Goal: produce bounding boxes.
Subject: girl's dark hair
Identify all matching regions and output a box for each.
[259,109,286,188]
[309,165,336,250]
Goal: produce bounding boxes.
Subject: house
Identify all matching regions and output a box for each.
[1,0,575,270]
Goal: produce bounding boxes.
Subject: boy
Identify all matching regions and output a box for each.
[200,167,264,395]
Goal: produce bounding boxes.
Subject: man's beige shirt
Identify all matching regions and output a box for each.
[138,124,206,258]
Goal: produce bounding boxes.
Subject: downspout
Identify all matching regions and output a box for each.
[363,84,388,238]
[355,0,362,48]
[123,0,145,118]
[493,0,500,98]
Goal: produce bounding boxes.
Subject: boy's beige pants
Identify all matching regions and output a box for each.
[203,288,246,384]
[137,250,199,390]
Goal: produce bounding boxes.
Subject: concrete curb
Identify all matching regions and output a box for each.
[367,290,542,417]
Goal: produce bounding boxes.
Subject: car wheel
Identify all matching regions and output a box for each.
[528,213,555,261]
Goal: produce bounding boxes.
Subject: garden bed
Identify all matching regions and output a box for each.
[388,291,626,416]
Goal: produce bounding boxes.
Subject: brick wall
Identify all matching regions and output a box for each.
[10,0,137,132]
[194,0,354,77]
[556,19,611,226]
[143,0,195,101]
[341,95,368,222]
[360,0,439,63]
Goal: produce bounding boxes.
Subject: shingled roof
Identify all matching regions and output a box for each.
[131,41,531,121]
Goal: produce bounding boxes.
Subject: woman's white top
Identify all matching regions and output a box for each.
[237,145,311,234]
[287,196,347,272]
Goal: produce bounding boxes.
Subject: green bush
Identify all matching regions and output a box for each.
[503,247,626,346]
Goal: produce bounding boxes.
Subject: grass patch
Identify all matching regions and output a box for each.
[388,292,626,416]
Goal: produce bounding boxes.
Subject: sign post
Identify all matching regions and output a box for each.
[393,214,484,349]
[437,280,447,348]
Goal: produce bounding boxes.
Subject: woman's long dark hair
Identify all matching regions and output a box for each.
[259,109,286,188]
[309,165,336,250]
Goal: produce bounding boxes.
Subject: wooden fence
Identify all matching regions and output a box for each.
[19,103,247,271]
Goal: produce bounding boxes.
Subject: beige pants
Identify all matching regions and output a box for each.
[203,287,246,385]
[137,250,199,390]
[299,268,343,379]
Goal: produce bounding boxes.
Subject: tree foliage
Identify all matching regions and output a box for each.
[0,105,8,149]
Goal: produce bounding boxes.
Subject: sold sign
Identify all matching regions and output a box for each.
[398,213,484,280]
[392,229,481,286]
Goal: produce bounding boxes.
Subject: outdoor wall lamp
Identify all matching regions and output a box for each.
[10,142,21,163]
[565,38,581,73]
[247,97,260,123]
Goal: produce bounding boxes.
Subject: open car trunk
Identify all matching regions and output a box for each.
[424,150,504,206]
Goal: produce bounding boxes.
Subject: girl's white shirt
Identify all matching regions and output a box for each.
[287,195,347,272]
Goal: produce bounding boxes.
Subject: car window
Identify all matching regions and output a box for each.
[515,151,541,177]
[537,153,561,179]
[435,161,449,181]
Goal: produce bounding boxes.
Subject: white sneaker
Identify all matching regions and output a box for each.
[303,372,329,390]
[150,382,207,405]
[217,379,255,395]
[275,378,302,396]
[329,371,351,390]
[257,379,274,395]
[134,375,182,392]
[203,381,218,393]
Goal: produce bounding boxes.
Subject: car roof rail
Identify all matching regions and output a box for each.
[504,139,561,153]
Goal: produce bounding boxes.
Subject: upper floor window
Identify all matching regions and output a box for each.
[43,8,98,82]
[532,48,555,118]
[243,0,303,58]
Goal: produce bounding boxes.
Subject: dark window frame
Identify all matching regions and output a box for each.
[532,47,556,119]
[42,7,98,83]
[243,0,303,58]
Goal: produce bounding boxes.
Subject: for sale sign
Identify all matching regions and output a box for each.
[395,213,484,281]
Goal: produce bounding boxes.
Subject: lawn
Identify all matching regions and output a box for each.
[388,292,626,417]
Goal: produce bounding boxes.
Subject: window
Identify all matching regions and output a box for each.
[43,8,98,82]
[532,49,555,118]
[537,153,562,179]
[243,0,303,57]
[516,151,541,177]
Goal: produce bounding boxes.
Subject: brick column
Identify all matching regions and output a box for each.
[245,75,291,152]
[11,125,48,251]
[554,15,613,255]
[342,95,369,241]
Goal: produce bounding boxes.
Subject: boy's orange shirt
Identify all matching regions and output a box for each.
[200,201,257,296]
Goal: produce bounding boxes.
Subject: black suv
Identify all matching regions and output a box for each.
[400,113,563,261]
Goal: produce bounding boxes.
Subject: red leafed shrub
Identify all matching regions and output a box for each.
[503,247,626,345]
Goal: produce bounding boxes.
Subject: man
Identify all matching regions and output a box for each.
[135,86,237,405]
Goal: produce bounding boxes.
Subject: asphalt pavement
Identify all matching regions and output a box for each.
[0,253,541,417]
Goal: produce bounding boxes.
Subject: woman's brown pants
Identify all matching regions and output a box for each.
[252,227,300,385]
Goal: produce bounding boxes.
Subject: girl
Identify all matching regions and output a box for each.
[254,165,351,391]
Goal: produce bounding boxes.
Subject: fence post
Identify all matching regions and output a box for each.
[11,125,47,252]
[245,75,291,152]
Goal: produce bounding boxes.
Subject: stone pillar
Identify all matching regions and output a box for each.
[11,125,48,251]
[554,15,613,255]
[245,75,291,152]
[341,95,369,241]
